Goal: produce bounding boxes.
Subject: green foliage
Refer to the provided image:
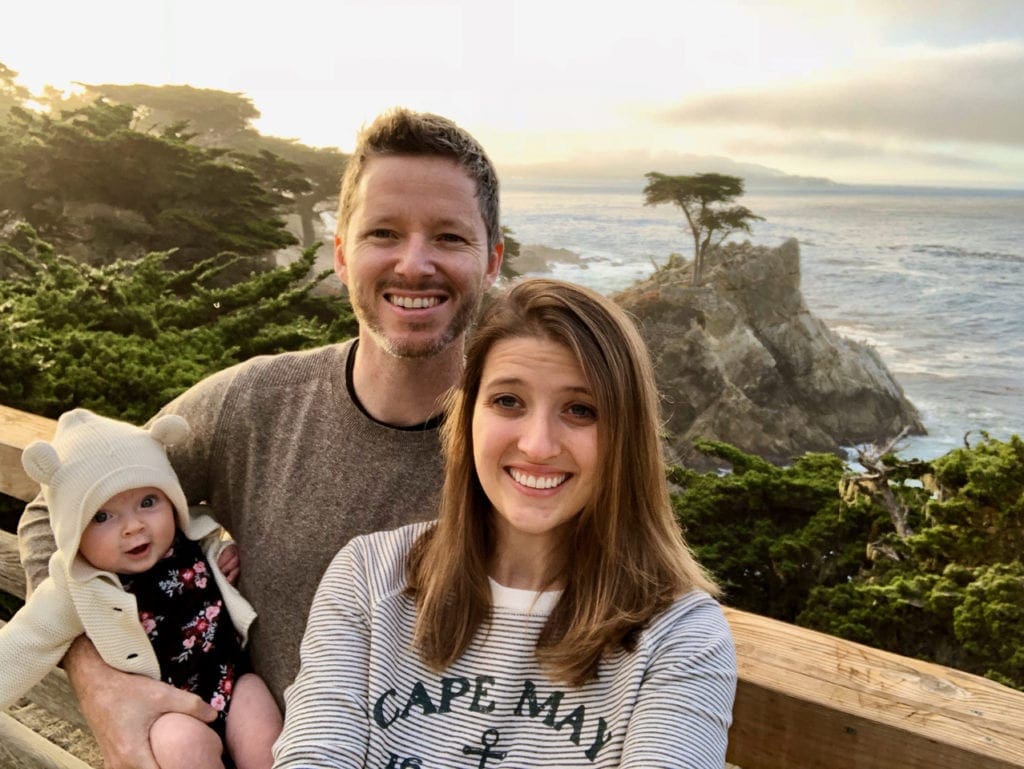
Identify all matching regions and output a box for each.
[672,440,883,621]
[0,226,356,423]
[0,100,295,270]
[925,435,1024,564]
[47,83,349,250]
[500,226,522,280]
[0,63,31,117]
[672,435,1024,690]
[77,83,261,141]
[642,172,764,286]
[953,562,1024,686]
[212,128,346,249]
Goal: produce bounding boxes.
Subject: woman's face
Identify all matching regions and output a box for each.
[472,335,599,550]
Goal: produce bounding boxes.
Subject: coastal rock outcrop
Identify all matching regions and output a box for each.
[614,239,925,467]
[515,244,590,274]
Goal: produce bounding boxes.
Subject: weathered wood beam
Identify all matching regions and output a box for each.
[0,404,55,502]
[725,607,1024,769]
[1,528,25,599]
[20,668,90,735]
[0,713,93,769]
[0,623,94,761]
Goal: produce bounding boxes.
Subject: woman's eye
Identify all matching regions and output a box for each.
[368,229,395,239]
[567,403,597,420]
[92,511,110,523]
[493,394,519,409]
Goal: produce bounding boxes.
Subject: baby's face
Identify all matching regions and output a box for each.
[78,487,177,574]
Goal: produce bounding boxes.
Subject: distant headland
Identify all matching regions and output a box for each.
[498,150,841,191]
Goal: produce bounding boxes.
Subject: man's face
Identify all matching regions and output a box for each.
[335,155,503,359]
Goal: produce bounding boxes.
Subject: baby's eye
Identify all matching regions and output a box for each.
[141,495,157,508]
[92,511,110,524]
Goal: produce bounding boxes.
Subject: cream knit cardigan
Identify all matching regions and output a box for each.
[0,509,255,710]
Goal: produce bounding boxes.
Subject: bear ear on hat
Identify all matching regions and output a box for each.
[148,414,190,447]
[21,441,62,485]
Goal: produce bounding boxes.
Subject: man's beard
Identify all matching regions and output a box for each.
[354,281,482,359]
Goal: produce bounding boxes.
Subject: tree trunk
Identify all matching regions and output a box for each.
[295,196,318,249]
[692,235,704,286]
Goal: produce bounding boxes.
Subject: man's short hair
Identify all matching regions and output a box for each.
[336,108,502,250]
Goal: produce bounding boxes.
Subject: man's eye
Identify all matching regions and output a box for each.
[369,229,395,239]
[438,233,466,243]
[92,511,110,523]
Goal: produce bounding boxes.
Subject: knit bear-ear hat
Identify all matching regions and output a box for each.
[21,409,191,566]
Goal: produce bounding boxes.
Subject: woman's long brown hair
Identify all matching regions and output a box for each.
[406,278,718,687]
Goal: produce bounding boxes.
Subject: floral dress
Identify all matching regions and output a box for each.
[120,530,250,739]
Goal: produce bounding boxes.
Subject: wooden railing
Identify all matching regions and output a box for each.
[2,403,1024,769]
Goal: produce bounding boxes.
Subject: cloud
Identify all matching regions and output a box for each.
[827,0,1024,34]
[724,135,1002,170]
[656,42,1024,146]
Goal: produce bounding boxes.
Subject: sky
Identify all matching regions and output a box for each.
[2,0,1023,188]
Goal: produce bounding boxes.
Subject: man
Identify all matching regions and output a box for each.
[18,108,504,769]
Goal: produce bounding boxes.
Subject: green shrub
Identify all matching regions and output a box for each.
[1,226,356,422]
[672,435,1024,690]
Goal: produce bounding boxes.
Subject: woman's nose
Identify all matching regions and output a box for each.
[517,413,560,460]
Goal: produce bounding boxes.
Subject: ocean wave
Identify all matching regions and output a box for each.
[911,244,1024,264]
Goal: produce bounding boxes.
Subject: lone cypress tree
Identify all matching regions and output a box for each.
[643,172,763,286]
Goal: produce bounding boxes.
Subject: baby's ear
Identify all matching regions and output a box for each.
[22,441,61,485]
[148,414,190,447]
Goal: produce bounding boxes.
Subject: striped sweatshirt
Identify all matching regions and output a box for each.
[273,523,737,769]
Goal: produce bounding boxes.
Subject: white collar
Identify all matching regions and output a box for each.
[488,577,562,615]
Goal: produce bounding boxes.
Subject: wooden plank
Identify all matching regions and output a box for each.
[0,713,94,769]
[724,606,1024,769]
[0,617,93,757]
[19,665,91,735]
[0,404,56,502]
[1,528,26,600]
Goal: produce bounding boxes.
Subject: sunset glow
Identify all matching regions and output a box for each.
[3,0,1022,187]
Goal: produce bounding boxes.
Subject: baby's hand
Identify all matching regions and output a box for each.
[218,543,240,584]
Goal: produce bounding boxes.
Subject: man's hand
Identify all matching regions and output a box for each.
[65,636,217,769]
[217,543,240,585]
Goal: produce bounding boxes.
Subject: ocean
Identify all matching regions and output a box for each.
[500,179,1024,461]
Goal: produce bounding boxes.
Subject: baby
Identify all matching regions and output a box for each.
[2,408,281,769]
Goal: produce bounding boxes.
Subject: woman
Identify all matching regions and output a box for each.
[273,279,736,768]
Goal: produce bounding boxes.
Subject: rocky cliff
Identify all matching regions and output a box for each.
[614,239,925,467]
